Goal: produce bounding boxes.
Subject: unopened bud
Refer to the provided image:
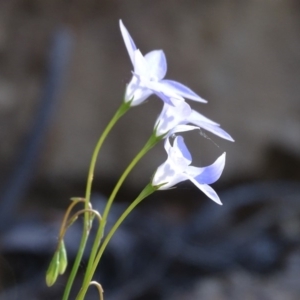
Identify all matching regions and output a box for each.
[58,240,68,275]
[46,251,60,287]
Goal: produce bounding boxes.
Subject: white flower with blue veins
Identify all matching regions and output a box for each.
[119,20,206,106]
[152,136,226,205]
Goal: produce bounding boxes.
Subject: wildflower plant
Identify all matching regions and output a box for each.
[46,20,234,300]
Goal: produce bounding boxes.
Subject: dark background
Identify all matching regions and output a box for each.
[0,1,300,299]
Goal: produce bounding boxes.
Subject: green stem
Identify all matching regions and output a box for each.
[76,184,158,300]
[82,131,161,291]
[62,101,131,300]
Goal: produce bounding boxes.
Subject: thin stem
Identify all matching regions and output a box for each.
[62,232,88,300]
[84,101,131,220]
[67,209,102,230]
[62,101,131,300]
[89,281,104,300]
[82,132,161,289]
[76,184,158,300]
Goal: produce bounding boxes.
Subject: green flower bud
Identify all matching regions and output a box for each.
[58,240,68,275]
[46,251,60,287]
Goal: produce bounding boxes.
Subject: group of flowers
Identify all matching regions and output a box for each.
[120,20,233,205]
[47,20,233,300]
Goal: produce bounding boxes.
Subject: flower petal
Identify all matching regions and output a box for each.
[168,124,199,135]
[189,110,219,126]
[190,180,222,205]
[160,173,188,189]
[125,75,153,105]
[128,87,153,106]
[152,91,174,106]
[161,79,207,102]
[119,20,137,66]
[152,158,187,189]
[193,121,234,142]
[192,153,226,184]
[152,159,173,187]
[147,81,185,101]
[144,50,167,80]
[133,72,184,102]
[155,101,191,136]
[133,50,149,76]
[164,136,172,153]
[174,136,192,162]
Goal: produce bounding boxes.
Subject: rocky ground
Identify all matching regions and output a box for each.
[0,181,300,299]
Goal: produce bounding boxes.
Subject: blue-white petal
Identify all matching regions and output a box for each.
[168,124,199,135]
[125,75,153,105]
[133,50,149,76]
[187,175,222,205]
[144,50,167,80]
[119,20,137,66]
[193,153,226,185]
[152,158,187,189]
[155,101,191,136]
[153,91,174,106]
[150,81,185,101]
[187,111,234,141]
[174,136,192,162]
[161,80,207,102]
[193,121,234,142]
[164,137,172,153]
[189,110,219,126]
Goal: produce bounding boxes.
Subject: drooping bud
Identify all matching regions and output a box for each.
[46,251,60,287]
[58,240,68,275]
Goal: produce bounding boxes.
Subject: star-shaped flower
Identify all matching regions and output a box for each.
[120,20,206,106]
[152,136,226,205]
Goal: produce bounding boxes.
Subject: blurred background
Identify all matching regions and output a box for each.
[0,0,300,299]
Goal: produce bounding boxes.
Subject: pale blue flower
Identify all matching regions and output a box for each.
[119,20,206,106]
[155,99,234,141]
[152,136,226,205]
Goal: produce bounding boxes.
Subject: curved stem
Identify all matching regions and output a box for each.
[89,281,104,300]
[82,132,161,289]
[76,184,158,300]
[84,101,131,221]
[58,198,86,240]
[67,209,102,230]
[62,102,131,300]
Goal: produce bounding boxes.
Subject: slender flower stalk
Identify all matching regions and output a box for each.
[79,125,204,296]
[62,101,131,300]
[81,131,163,291]
[76,183,159,300]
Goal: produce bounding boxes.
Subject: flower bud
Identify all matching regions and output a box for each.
[46,251,60,287]
[58,240,68,275]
